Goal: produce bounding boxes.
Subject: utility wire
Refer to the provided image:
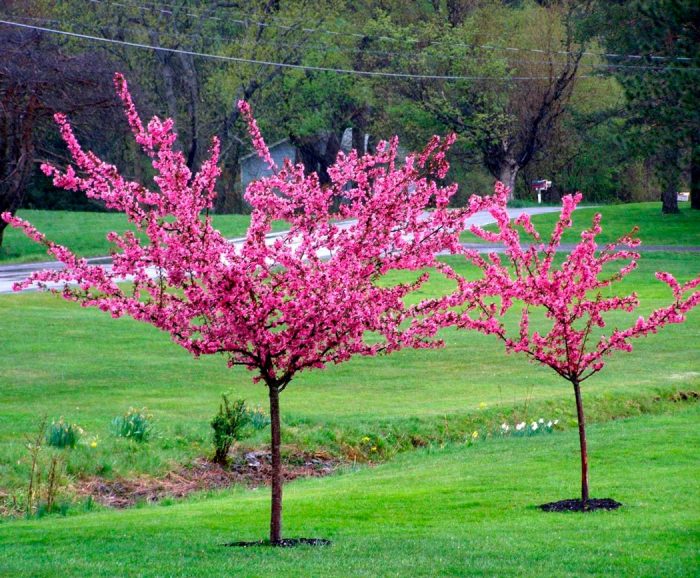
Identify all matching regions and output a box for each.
[0,19,607,81]
[87,0,694,63]
[14,14,697,73]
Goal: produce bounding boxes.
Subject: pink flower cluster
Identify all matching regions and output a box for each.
[1,73,497,388]
[446,186,700,383]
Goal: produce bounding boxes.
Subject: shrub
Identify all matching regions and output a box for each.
[111,408,153,442]
[46,418,82,449]
[211,395,250,464]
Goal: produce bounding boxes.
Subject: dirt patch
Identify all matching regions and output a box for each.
[654,390,699,403]
[75,450,339,509]
[539,498,622,512]
[670,390,699,402]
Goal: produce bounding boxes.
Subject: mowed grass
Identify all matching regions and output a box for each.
[0,407,697,577]
[0,251,698,489]
[0,210,287,264]
[461,201,700,246]
[5,201,699,265]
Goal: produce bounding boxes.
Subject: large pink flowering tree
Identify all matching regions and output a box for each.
[2,74,495,543]
[443,184,700,510]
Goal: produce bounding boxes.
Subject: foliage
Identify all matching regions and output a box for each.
[46,418,82,449]
[0,24,116,246]
[110,408,153,443]
[457,184,700,382]
[211,395,249,465]
[593,0,700,210]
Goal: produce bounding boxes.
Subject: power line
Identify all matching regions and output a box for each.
[14,14,696,74]
[0,19,607,81]
[88,0,694,64]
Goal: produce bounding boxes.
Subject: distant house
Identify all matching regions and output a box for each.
[239,128,403,192]
[240,138,297,192]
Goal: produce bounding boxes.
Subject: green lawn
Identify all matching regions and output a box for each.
[462,202,700,246]
[0,407,697,576]
[5,202,699,265]
[0,210,287,264]
[1,252,698,492]
[0,211,698,575]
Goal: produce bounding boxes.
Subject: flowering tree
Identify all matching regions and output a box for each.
[443,184,700,509]
[2,74,495,543]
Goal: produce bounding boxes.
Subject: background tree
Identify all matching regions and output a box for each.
[7,0,340,213]
[373,0,592,200]
[443,184,700,509]
[592,0,700,212]
[2,74,494,544]
[0,26,115,246]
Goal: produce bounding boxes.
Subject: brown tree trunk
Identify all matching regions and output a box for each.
[217,162,244,214]
[498,161,519,202]
[572,378,590,507]
[268,383,283,544]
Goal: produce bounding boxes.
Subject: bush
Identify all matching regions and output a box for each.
[111,408,153,442]
[211,395,252,464]
[46,418,82,449]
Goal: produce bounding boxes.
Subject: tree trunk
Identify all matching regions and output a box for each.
[497,160,519,202]
[691,132,700,210]
[661,186,679,214]
[216,155,244,214]
[268,383,283,544]
[660,148,680,214]
[572,378,590,507]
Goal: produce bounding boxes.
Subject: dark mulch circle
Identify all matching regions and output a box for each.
[223,538,332,548]
[539,498,622,512]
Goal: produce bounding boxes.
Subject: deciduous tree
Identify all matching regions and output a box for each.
[0,26,114,246]
[443,184,700,509]
[2,73,494,543]
[594,0,700,212]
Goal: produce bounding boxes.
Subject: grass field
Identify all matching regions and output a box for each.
[0,210,287,264]
[461,201,700,246]
[5,201,699,265]
[0,407,697,576]
[0,202,698,575]
[1,251,697,489]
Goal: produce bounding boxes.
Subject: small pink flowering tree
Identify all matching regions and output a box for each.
[2,74,495,543]
[443,184,700,510]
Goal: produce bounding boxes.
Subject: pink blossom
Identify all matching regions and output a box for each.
[2,72,502,388]
[447,187,700,383]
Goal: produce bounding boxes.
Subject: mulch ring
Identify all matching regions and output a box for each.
[75,450,339,509]
[223,538,332,548]
[539,498,622,512]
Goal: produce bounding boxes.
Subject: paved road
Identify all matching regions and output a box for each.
[0,206,578,294]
